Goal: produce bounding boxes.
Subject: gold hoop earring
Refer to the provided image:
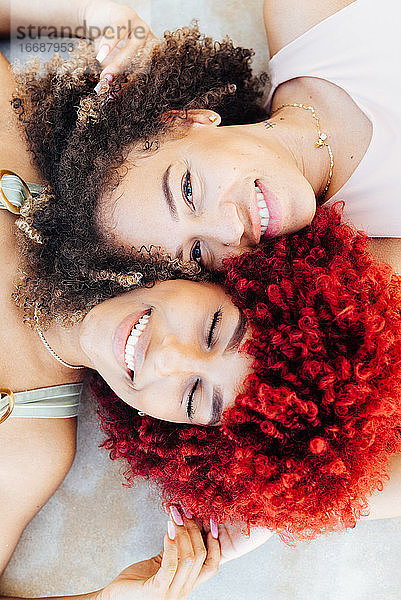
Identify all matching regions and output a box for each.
[0,388,15,424]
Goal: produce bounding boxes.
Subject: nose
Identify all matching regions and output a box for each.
[214,202,244,247]
[154,334,194,378]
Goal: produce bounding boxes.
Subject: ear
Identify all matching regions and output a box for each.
[161,108,221,128]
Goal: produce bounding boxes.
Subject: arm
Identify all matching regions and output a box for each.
[263,0,356,58]
[0,422,219,600]
[361,453,401,522]
[0,0,84,38]
[1,517,219,600]
[204,451,401,565]
[0,417,77,575]
[0,0,156,82]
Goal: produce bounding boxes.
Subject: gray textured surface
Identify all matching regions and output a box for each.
[1,388,401,599]
[1,1,401,598]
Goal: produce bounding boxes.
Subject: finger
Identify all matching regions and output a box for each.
[151,528,178,591]
[166,507,201,597]
[174,512,208,594]
[95,22,131,65]
[99,27,156,79]
[179,502,194,520]
[196,531,221,585]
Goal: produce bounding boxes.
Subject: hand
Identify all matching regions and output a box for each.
[82,0,157,89]
[100,510,220,600]
[191,512,273,564]
[217,521,273,564]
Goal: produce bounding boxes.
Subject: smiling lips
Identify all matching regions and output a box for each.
[124,311,151,373]
[254,181,270,235]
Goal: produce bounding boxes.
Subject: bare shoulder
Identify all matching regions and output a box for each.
[263,0,357,58]
[368,237,401,276]
[0,51,44,182]
[0,417,76,573]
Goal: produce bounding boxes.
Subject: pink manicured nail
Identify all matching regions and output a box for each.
[170,505,184,526]
[96,44,110,63]
[94,73,113,95]
[181,505,193,519]
[94,79,107,94]
[210,518,219,539]
[167,520,176,540]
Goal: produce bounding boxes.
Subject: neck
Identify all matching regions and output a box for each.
[35,318,92,372]
[252,103,333,200]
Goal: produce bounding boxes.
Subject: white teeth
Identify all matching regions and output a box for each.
[126,358,135,369]
[255,183,270,235]
[124,312,151,370]
[126,341,137,352]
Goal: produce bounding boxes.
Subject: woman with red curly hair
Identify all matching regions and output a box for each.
[95,206,401,542]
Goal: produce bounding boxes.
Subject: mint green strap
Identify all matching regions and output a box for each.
[0,175,44,211]
[0,383,82,419]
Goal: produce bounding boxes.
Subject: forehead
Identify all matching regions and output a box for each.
[115,121,220,182]
[151,279,228,301]
[99,131,188,217]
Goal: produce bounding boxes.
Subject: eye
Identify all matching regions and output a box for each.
[186,378,200,419]
[190,241,203,264]
[207,308,223,349]
[182,170,195,210]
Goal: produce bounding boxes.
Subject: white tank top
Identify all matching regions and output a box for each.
[264,0,401,238]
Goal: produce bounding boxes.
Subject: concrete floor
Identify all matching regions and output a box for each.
[1,387,401,599]
[1,1,401,598]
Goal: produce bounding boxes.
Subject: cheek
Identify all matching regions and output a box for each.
[79,313,106,362]
[138,381,182,422]
[288,185,316,229]
[224,353,254,408]
[96,366,139,411]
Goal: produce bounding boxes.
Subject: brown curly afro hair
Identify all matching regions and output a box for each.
[11,23,269,327]
[95,206,401,542]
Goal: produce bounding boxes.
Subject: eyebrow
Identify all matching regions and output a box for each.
[204,310,247,426]
[206,386,223,426]
[162,164,178,222]
[175,244,183,261]
[162,165,184,260]
[226,310,247,353]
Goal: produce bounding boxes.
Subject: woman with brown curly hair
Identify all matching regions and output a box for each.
[9,0,400,281]
[0,2,235,597]
[3,12,269,323]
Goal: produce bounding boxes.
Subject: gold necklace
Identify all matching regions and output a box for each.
[270,103,334,201]
[34,305,84,370]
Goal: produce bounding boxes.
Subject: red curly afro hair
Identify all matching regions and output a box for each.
[94,206,401,541]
